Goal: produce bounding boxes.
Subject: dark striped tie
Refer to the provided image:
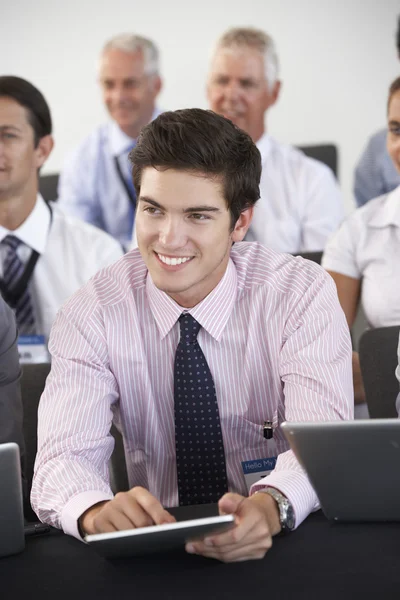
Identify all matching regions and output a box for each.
[174,313,228,506]
[1,235,36,335]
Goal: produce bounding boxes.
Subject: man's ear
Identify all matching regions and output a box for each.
[231,206,254,242]
[151,75,162,97]
[34,135,54,169]
[264,80,281,111]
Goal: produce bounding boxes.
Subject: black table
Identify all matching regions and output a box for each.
[2,511,400,600]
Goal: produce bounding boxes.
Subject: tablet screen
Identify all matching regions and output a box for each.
[85,514,235,558]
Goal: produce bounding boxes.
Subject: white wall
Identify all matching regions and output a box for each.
[1,0,399,213]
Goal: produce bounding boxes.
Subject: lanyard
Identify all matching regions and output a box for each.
[113,155,136,208]
[0,201,53,305]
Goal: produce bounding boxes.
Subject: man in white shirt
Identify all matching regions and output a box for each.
[57,34,162,249]
[0,76,123,357]
[206,27,344,254]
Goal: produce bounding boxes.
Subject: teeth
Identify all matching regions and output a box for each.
[158,254,192,266]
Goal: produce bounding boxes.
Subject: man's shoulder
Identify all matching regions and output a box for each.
[347,192,393,227]
[365,127,387,151]
[268,137,333,180]
[60,248,147,317]
[51,203,122,251]
[231,242,328,297]
[64,123,111,164]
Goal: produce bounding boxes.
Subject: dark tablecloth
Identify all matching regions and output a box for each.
[2,510,400,600]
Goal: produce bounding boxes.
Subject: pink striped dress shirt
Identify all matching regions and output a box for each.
[32,242,353,540]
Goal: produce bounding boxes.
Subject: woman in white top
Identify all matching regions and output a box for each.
[322,75,400,409]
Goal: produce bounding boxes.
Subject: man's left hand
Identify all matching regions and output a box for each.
[185,491,282,563]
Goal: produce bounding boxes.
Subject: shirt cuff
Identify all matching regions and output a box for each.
[249,469,319,529]
[61,490,114,540]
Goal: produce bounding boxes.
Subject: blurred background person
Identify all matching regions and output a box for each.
[58,34,162,250]
[206,27,344,255]
[0,76,123,359]
[0,295,25,498]
[322,76,400,417]
[354,15,400,207]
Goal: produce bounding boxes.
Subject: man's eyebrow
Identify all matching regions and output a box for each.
[139,197,221,213]
[388,120,400,127]
[0,125,22,132]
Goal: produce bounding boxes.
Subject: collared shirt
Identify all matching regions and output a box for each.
[245,134,345,253]
[32,242,353,540]
[322,186,400,328]
[0,195,123,339]
[354,128,400,208]
[58,111,161,248]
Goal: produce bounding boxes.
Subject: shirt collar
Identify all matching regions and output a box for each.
[109,107,163,156]
[368,185,400,228]
[146,258,238,342]
[0,194,51,253]
[256,132,272,164]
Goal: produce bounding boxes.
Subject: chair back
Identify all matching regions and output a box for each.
[294,251,323,265]
[20,363,129,520]
[297,144,338,179]
[358,326,400,418]
[38,173,59,202]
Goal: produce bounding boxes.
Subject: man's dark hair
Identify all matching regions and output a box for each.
[397,15,400,57]
[388,76,400,112]
[131,108,261,227]
[0,76,52,147]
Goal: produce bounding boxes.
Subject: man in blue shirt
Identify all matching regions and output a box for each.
[354,15,400,207]
[58,34,162,249]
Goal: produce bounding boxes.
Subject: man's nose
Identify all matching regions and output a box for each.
[224,81,241,102]
[159,217,187,248]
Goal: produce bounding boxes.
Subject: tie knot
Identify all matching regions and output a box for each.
[179,313,201,344]
[1,235,21,251]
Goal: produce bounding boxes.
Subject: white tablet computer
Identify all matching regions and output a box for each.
[85,514,235,558]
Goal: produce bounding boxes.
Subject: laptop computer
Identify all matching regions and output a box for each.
[0,443,25,557]
[281,419,400,522]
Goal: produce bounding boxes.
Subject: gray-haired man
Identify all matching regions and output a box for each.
[206,27,344,255]
[58,34,162,248]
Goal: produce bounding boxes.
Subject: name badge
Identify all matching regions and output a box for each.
[18,335,49,364]
[242,457,277,494]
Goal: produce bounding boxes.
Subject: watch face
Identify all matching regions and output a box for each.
[285,504,295,531]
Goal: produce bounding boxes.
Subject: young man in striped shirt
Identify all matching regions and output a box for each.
[32,108,353,562]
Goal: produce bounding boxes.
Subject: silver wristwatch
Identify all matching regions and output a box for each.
[262,487,295,533]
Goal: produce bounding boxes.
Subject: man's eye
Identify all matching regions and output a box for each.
[389,127,400,136]
[1,133,17,139]
[144,206,159,214]
[190,213,209,221]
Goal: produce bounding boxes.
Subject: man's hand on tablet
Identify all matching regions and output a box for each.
[185,492,281,563]
[79,487,176,536]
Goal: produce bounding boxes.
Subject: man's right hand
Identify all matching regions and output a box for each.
[79,486,176,536]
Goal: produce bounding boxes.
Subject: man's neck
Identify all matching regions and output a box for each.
[117,107,155,140]
[0,189,37,231]
[252,123,266,144]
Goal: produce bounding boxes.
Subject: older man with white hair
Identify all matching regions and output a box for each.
[58,34,162,248]
[207,27,344,254]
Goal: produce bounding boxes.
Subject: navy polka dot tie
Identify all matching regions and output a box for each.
[174,313,228,506]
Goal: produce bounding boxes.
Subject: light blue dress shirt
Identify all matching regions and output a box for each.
[57,110,161,248]
[354,128,400,207]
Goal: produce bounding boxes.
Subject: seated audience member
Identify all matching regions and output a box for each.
[206,27,344,254]
[32,108,353,563]
[0,295,25,494]
[0,76,123,357]
[322,76,400,416]
[395,332,400,415]
[353,16,400,207]
[58,34,162,249]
